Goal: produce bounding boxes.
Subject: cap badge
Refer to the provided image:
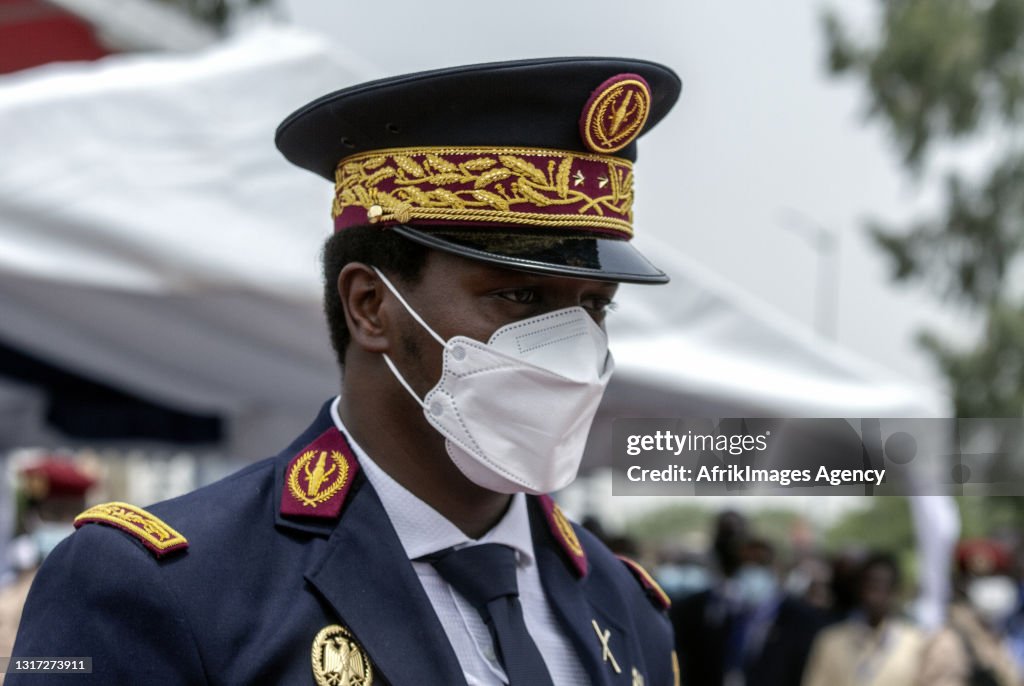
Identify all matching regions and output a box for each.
[311,624,373,686]
[580,74,652,154]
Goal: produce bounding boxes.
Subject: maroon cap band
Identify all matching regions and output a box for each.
[333,146,634,238]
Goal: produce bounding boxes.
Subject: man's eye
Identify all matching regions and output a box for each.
[499,289,538,305]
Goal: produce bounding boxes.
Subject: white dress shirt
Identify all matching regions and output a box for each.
[330,398,588,685]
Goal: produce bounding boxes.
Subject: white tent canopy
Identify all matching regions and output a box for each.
[0,26,946,453]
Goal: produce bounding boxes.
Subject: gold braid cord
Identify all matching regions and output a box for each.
[332,146,634,236]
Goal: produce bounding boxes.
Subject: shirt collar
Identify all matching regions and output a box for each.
[329,397,535,565]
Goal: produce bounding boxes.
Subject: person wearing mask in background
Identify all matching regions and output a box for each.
[671,510,750,685]
[672,517,825,686]
[802,551,925,686]
[919,539,1021,686]
[829,548,867,623]
[784,554,835,613]
[727,537,826,686]
[655,549,712,605]
[0,458,94,660]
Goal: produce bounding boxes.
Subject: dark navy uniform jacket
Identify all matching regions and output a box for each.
[11,401,675,685]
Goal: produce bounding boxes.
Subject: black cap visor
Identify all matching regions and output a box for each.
[390,225,669,285]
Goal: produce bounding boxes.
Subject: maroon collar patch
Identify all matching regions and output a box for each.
[280,427,360,519]
[538,494,588,577]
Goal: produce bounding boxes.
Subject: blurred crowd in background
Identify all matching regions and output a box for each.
[586,509,1024,686]
[3,454,1024,686]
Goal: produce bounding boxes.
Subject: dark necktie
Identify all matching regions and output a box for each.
[427,543,555,686]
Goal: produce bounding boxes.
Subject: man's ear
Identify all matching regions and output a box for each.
[338,263,390,354]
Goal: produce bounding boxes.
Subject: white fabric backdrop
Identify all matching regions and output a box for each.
[0,26,947,448]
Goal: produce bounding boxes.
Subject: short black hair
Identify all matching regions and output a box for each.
[858,551,902,590]
[322,226,428,369]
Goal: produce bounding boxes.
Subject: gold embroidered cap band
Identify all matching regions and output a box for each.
[276,57,682,284]
[333,146,635,237]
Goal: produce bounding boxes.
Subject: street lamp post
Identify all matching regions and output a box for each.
[778,208,841,341]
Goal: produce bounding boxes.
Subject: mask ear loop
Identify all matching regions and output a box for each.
[371,266,447,406]
[380,354,427,407]
[372,267,446,347]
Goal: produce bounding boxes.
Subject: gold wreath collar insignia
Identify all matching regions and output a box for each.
[280,427,361,520]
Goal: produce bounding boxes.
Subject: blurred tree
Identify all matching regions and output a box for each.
[823,0,1024,418]
[824,496,915,553]
[822,497,920,589]
[956,495,1023,538]
[624,504,712,544]
[822,495,1019,589]
[744,507,806,546]
[624,505,802,552]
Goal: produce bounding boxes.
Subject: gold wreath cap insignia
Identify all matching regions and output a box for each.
[580,74,652,154]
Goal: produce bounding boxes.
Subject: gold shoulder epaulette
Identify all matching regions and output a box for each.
[74,501,188,558]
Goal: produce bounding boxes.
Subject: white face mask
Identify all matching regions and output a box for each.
[966,576,1019,628]
[736,565,778,608]
[373,267,614,494]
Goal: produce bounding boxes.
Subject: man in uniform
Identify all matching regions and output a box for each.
[11,57,681,685]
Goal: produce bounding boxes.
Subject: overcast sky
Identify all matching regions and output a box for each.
[279,0,975,397]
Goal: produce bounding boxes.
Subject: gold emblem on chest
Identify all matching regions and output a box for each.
[311,624,373,686]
